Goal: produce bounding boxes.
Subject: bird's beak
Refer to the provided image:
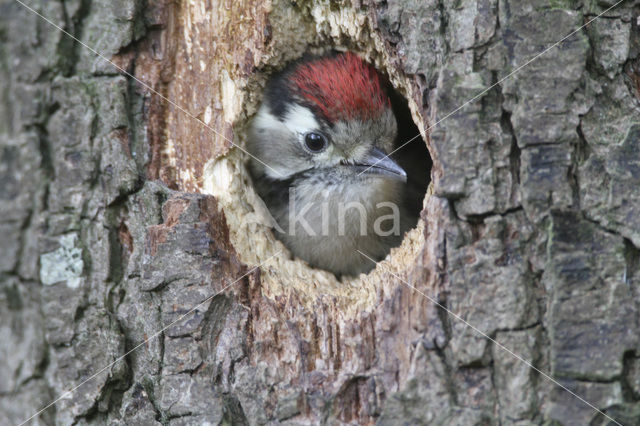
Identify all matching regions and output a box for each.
[353,147,407,182]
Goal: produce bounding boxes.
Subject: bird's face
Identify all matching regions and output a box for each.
[248,53,406,184]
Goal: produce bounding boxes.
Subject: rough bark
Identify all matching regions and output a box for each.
[1,0,640,425]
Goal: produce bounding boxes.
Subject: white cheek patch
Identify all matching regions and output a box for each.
[251,104,321,179]
[283,104,319,136]
[254,104,287,133]
[254,104,319,137]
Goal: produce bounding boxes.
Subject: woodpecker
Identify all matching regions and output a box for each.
[248,52,415,276]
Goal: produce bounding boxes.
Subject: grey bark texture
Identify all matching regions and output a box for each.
[1,0,640,425]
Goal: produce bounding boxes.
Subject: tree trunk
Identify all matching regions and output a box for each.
[1,0,640,425]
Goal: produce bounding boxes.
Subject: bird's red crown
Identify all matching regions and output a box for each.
[290,52,391,124]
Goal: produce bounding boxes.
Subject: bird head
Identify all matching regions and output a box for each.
[248,52,406,184]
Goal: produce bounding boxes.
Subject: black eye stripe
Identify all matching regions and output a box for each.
[304,132,328,152]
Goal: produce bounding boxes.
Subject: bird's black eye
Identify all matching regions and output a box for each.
[303,132,328,152]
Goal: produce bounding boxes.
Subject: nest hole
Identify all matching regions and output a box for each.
[203,50,433,313]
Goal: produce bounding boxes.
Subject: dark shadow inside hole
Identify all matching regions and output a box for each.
[387,82,432,227]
